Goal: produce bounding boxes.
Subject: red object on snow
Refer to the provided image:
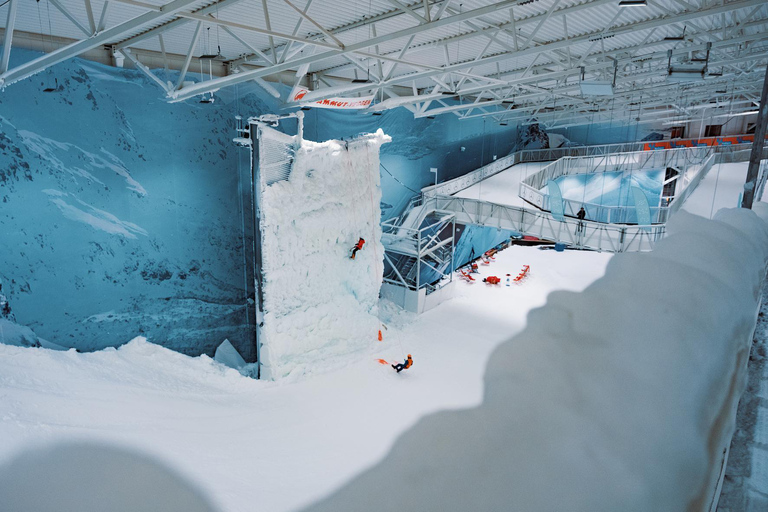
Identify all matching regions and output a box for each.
[458,269,475,282]
[513,265,530,282]
[484,276,501,285]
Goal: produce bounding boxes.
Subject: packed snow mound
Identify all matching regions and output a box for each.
[0,442,216,512]
[305,206,768,512]
[259,129,390,380]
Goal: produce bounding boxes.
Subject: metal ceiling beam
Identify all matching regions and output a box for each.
[293,0,767,104]
[0,0,18,75]
[227,0,449,68]
[114,0,248,50]
[0,0,203,87]
[166,0,521,102]
[323,0,620,77]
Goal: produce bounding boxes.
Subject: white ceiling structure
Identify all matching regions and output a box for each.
[1,0,767,128]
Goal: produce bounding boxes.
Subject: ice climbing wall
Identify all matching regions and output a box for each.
[256,125,390,380]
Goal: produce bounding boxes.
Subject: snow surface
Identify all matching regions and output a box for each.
[453,162,548,206]
[0,245,611,512]
[683,162,751,219]
[306,206,768,512]
[0,443,216,512]
[259,129,390,380]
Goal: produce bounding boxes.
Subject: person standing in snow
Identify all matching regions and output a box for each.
[350,237,366,259]
[576,206,586,233]
[392,354,413,373]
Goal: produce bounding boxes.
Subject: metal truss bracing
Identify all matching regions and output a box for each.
[0,0,767,124]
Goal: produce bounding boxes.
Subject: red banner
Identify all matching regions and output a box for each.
[290,86,374,110]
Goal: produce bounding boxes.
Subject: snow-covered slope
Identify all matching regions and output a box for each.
[259,129,390,379]
[305,206,768,512]
[0,244,612,512]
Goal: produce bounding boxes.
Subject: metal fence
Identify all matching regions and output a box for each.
[382,212,456,291]
[423,139,759,200]
[519,147,713,224]
[386,137,767,255]
[428,195,665,253]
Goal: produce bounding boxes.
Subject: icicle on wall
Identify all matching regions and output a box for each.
[258,128,391,380]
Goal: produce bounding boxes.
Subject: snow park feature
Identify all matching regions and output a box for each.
[241,113,390,380]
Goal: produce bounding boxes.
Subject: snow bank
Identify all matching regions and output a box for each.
[305,206,768,511]
[259,129,390,380]
[0,442,215,512]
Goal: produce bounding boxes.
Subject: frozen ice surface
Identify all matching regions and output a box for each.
[259,129,390,380]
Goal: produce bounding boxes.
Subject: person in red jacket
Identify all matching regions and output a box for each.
[392,354,413,373]
[483,276,501,284]
[350,237,366,259]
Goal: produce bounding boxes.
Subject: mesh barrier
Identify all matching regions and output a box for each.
[258,127,296,186]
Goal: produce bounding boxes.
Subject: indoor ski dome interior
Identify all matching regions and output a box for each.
[2,1,768,510]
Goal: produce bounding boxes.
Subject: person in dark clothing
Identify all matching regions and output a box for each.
[576,206,586,233]
[350,237,366,259]
[392,354,413,373]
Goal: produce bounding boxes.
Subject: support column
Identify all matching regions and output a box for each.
[741,63,768,209]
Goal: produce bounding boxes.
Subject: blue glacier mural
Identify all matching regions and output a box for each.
[0,47,655,359]
[0,49,524,359]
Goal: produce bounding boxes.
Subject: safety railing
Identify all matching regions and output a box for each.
[421,153,519,198]
[423,138,761,200]
[387,138,766,257]
[519,147,713,224]
[428,195,665,253]
[382,212,456,291]
[521,146,712,191]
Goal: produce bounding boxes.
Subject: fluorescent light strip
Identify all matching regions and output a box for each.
[713,110,759,118]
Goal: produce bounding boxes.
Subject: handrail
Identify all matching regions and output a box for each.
[423,136,764,200]
[428,195,664,253]
[384,137,766,257]
[519,146,713,224]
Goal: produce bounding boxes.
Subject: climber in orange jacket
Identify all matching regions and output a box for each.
[392,354,413,373]
[350,237,366,259]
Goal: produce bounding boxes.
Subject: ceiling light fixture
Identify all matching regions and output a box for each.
[713,110,759,118]
[618,0,647,6]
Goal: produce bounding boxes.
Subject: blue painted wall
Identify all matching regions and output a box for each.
[0,49,529,359]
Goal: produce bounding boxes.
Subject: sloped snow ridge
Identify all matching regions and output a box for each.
[305,205,768,512]
[259,129,391,380]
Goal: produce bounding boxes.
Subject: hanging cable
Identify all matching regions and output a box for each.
[380,162,418,194]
